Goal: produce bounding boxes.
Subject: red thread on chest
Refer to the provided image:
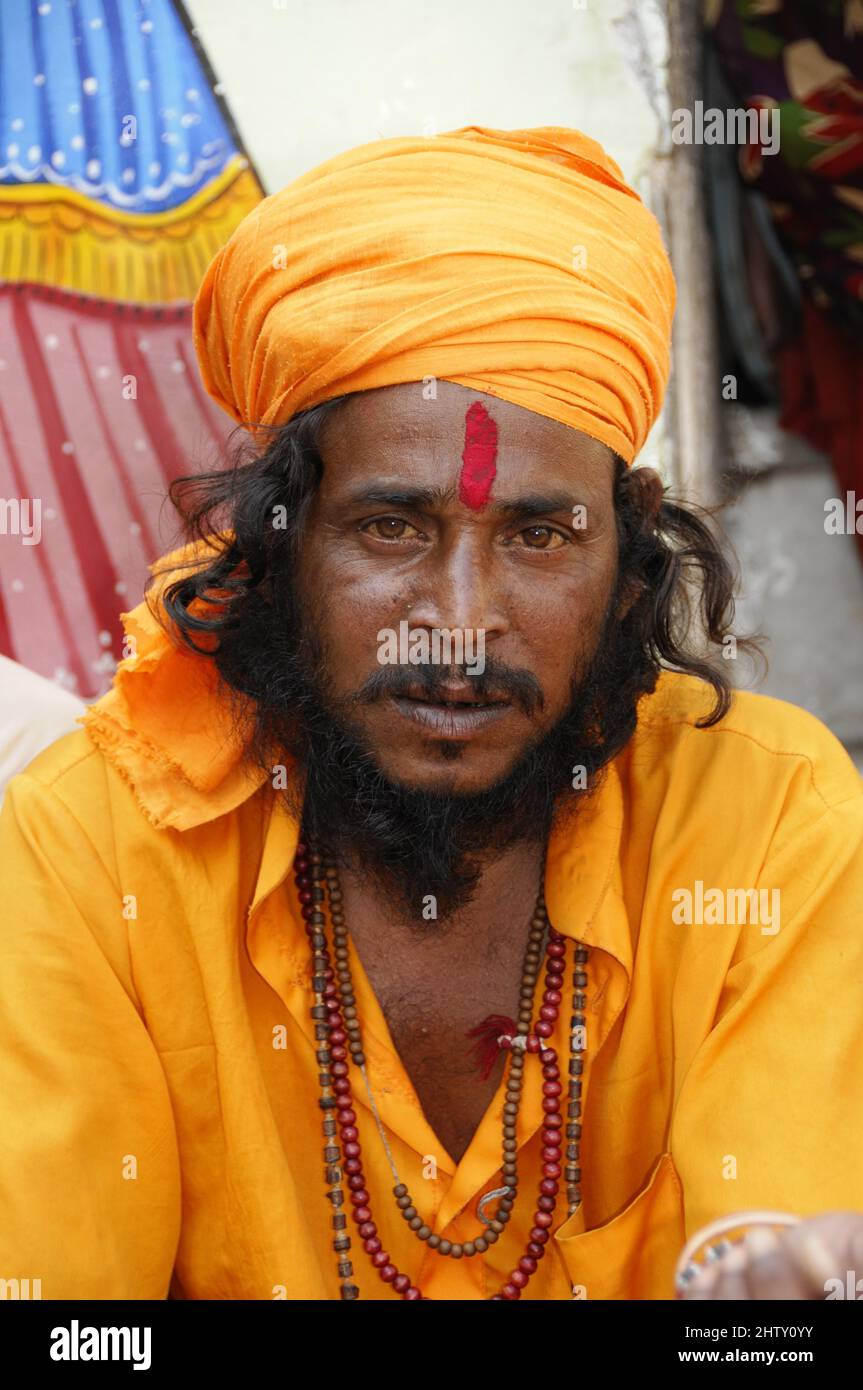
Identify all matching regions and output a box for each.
[458,401,498,510]
[465,1013,518,1080]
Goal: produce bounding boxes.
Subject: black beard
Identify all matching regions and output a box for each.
[230,574,638,927]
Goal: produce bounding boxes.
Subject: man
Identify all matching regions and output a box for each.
[1,126,861,1301]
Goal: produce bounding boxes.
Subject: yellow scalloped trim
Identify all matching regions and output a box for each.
[0,156,262,303]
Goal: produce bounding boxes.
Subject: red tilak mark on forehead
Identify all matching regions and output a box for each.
[458,401,498,510]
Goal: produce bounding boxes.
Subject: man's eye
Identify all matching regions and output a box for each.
[517,526,567,550]
[362,517,421,541]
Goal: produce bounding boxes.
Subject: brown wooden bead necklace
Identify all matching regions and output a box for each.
[293,838,589,1300]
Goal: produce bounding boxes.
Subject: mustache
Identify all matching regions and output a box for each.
[347,658,545,717]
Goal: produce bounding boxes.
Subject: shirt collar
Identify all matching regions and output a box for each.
[544,758,631,979]
[248,753,632,980]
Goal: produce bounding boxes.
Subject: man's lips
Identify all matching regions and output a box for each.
[390,685,512,738]
[400,681,509,707]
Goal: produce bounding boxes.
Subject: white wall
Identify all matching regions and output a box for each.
[185,0,667,193]
[185,0,672,475]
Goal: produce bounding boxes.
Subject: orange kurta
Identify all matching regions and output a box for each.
[0,595,862,1300]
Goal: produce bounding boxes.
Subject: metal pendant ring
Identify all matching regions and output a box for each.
[476,1185,513,1226]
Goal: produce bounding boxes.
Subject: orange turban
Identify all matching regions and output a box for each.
[192,125,676,464]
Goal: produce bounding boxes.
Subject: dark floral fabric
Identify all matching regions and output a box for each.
[708,0,863,340]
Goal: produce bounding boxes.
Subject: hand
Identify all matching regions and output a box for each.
[680,1212,863,1300]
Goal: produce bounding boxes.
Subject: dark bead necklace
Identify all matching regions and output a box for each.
[293,838,589,1300]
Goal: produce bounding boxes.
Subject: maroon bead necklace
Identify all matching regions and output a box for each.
[293,839,589,1300]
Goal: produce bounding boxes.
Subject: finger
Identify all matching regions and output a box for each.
[705,1242,754,1300]
[740,1226,811,1300]
[783,1224,845,1299]
[681,1261,720,1300]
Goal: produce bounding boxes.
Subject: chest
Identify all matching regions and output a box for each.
[352,936,527,1166]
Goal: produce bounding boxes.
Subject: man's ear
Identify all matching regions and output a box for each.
[628,465,664,526]
[614,465,664,622]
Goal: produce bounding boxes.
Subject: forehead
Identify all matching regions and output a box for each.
[318,380,616,494]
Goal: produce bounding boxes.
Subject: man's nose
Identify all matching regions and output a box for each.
[403,541,509,639]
